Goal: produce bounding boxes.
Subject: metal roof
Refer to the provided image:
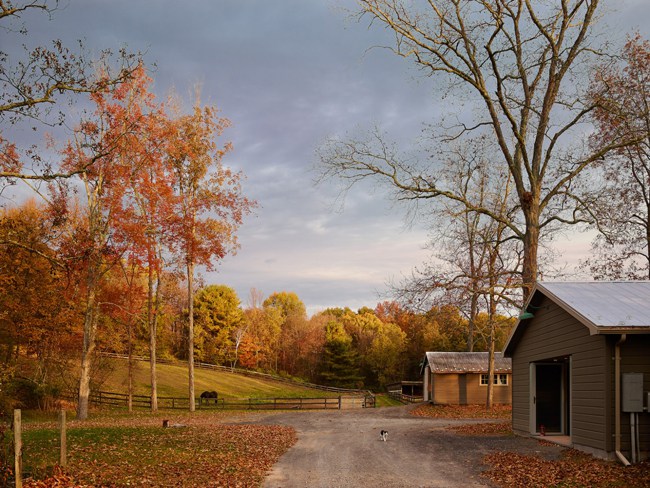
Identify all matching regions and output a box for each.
[536,281,650,331]
[423,352,512,374]
[503,281,650,357]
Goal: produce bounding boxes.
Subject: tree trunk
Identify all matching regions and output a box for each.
[522,204,541,301]
[187,260,195,412]
[148,259,158,412]
[128,319,133,412]
[467,291,478,352]
[486,318,496,410]
[77,282,98,420]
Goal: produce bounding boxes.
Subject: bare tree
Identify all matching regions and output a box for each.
[582,35,650,280]
[319,0,639,298]
[391,139,521,408]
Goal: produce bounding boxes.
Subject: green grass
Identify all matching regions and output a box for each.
[99,357,343,399]
[15,413,297,486]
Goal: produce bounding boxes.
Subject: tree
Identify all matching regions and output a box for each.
[263,291,309,375]
[582,35,650,280]
[241,289,282,371]
[319,0,637,298]
[59,68,157,420]
[0,0,139,183]
[193,284,243,365]
[318,319,362,388]
[167,101,255,411]
[117,71,176,413]
[0,200,78,380]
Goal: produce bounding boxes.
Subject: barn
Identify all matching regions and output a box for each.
[420,351,512,405]
[503,281,650,463]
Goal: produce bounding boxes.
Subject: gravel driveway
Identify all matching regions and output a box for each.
[238,404,566,488]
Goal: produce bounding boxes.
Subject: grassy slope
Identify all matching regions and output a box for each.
[99,358,337,399]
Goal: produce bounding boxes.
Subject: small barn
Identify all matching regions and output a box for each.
[421,351,512,405]
[504,281,650,463]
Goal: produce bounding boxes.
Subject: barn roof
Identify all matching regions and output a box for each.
[504,281,650,356]
[422,352,512,374]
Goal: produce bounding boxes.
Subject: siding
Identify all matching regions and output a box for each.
[431,373,459,404]
[431,372,512,405]
[612,335,650,457]
[465,373,512,404]
[511,296,609,451]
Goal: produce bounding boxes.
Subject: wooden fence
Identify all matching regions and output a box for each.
[86,390,375,410]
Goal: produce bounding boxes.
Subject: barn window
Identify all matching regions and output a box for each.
[480,374,509,386]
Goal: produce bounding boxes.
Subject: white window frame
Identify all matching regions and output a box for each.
[480,373,508,386]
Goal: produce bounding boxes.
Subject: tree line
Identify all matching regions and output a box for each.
[0,215,515,403]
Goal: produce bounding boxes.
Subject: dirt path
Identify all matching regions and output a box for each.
[235,405,565,488]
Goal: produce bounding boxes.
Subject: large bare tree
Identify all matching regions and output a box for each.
[319,0,639,297]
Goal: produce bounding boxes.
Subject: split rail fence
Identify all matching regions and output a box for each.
[85,390,375,410]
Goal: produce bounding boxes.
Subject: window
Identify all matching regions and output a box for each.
[480,374,508,386]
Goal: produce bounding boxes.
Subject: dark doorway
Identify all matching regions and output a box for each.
[535,363,565,433]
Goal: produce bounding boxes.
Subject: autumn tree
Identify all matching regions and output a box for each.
[319,0,638,298]
[241,289,282,371]
[582,35,650,280]
[376,301,444,379]
[115,70,176,412]
[322,307,405,388]
[0,200,78,382]
[59,68,158,420]
[262,291,309,375]
[193,284,243,365]
[167,101,255,411]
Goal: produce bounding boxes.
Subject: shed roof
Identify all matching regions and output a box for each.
[504,281,650,356]
[422,352,512,374]
[536,281,650,330]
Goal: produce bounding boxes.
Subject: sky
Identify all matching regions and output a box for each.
[2,0,650,316]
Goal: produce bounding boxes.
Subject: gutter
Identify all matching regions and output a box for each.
[615,334,631,466]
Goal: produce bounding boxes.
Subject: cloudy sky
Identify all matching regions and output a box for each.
[3,0,649,315]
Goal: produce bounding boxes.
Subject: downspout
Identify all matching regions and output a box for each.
[615,334,631,466]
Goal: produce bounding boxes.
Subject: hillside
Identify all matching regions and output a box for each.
[99,357,338,399]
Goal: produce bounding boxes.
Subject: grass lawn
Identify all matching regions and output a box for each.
[11,411,296,487]
[99,358,348,399]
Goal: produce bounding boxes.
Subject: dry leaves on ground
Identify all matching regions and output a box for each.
[448,421,512,436]
[411,403,512,419]
[20,420,296,488]
[482,449,650,488]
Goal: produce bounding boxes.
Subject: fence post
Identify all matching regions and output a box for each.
[59,409,67,468]
[338,396,342,410]
[14,409,22,488]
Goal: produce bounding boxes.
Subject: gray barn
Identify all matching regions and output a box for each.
[503,281,650,463]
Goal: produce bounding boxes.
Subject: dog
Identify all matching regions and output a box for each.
[380,429,388,442]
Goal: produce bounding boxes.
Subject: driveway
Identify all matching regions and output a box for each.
[239,405,565,488]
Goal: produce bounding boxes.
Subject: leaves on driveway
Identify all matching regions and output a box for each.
[411,403,511,419]
[482,449,650,488]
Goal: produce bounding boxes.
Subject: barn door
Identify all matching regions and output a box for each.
[530,359,570,435]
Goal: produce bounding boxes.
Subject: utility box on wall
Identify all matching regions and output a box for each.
[622,373,644,413]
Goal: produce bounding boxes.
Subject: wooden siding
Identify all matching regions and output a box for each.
[431,373,459,404]
[511,295,609,451]
[611,335,650,457]
[430,372,512,405]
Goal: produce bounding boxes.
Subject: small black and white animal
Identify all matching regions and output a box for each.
[379,429,388,442]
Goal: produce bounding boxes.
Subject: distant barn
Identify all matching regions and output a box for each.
[420,351,512,405]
